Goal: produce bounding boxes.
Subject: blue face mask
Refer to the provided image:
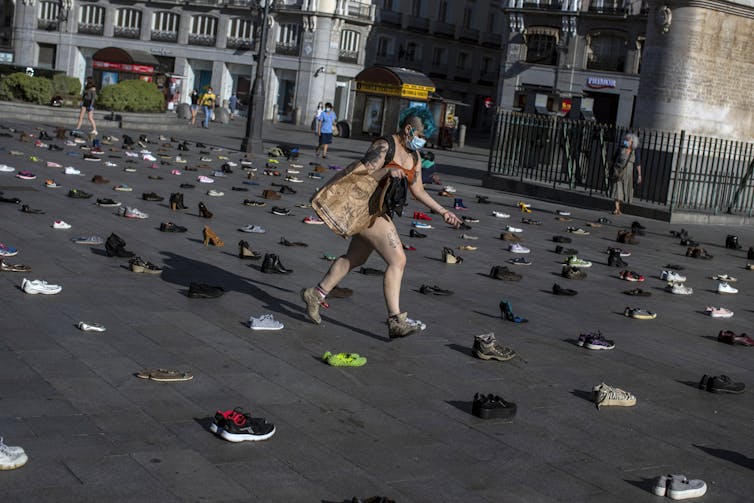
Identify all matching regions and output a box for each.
[622,140,630,148]
[407,127,426,151]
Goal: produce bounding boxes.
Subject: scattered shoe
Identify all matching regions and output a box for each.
[77,321,106,332]
[52,220,71,229]
[210,408,275,442]
[562,265,587,280]
[667,283,693,295]
[419,284,453,296]
[592,383,636,409]
[717,330,754,346]
[239,224,266,233]
[492,210,510,218]
[552,283,577,296]
[624,307,657,319]
[472,393,517,419]
[0,437,28,470]
[322,351,366,367]
[620,270,644,282]
[248,314,284,330]
[566,256,592,268]
[21,278,62,295]
[717,282,738,294]
[129,256,162,274]
[699,374,745,394]
[623,288,651,296]
[705,306,733,318]
[473,333,516,361]
[577,332,614,350]
[238,240,261,260]
[500,299,527,323]
[509,257,531,266]
[260,253,292,274]
[136,369,193,382]
[653,474,707,500]
[661,270,686,283]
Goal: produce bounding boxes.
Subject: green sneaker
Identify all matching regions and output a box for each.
[566,255,592,268]
[322,351,367,367]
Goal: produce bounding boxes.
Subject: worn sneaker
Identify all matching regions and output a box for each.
[717,282,738,294]
[661,270,686,283]
[567,227,590,235]
[706,375,746,394]
[667,283,693,295]
[509,257,531,266]
[21,278,62,294]
[52,220,71,229]
[129,257,162,274]
[620,270,644,282]
[388,312,421,338]
[322,351,367,367]
[473,333,516,361]
[211,408,276,442]
[77,321,106,332]
[239,224,266,233]
[300,287,324,324]
[492,210,510,218]
[122,207,148,219]
[666,475,707,500]
[577,332,615,350]
[562,265,587,280]
[566,256,592,268]
[717,330,754,346]
[623,307,657,320]
[0,437,28,470]
[705,306,733,318]
[509,243,530,254]
[592,383,636,409]
[248,314,284,330]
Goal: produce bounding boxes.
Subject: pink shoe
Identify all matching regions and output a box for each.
[706,306,734,318]
[171,169,182,175]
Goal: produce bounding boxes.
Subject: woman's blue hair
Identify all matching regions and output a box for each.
[399,106,436,137]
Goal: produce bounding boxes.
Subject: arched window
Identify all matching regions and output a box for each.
[78,5,105,35]
[525,33,557,65]
[114,8,141,39]
[586,31,627,72]
[189,15,217,46]
[152,11,179,42]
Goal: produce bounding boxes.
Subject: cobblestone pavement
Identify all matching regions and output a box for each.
[0,117,752,502]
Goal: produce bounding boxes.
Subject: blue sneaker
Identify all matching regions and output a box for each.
[413,221,432,229]
[0,243,18,257]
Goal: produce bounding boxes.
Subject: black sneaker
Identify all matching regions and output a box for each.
[472,393,517,419]
[142,192,164,202]
[188,282,225,298]
[20,204,44,214]
[419,284,453,296]
[210,407,275,442]
[180,183,195,189]
[160,222,187,233]
[489,266,522,281]
[68,189,92,199]
[271,206,291,216]
[409,229,426,238]
[96,198,120,207]
[552,283,577,296]
[553,235,572,243]
[706,375,745,394]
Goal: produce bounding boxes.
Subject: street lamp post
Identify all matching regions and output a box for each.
[241,0,272,153]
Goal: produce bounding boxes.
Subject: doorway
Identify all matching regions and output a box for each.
[275,70,296,122]
[197,70,212,93]
[584,91,619,125]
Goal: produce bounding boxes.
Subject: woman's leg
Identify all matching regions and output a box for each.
[75,107,85,130]
[301,234,373,324]
[87,110,96,133]
[357,217,406,316]
[190,108,197,125]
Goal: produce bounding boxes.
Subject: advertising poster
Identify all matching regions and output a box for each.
[363,96,383,134]
[101,72,118,87]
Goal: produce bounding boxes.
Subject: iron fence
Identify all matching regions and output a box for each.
[488,111,754,215]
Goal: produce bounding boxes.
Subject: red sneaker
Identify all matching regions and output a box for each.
[413,211,432,221]
[718,330,754,346]
[620,270,645,282]
[402,244,416,251]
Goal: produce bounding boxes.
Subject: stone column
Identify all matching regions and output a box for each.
[13,0,38,67]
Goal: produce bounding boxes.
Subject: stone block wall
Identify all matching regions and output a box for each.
[634,0,754,140]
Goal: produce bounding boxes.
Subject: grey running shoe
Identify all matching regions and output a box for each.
[300,287,322,324]
[473,333,516,361]
[388,312,420,338]
[592,383,636,409]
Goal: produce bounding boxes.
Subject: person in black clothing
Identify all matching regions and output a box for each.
[189,89,200,126]
[74,76,97,135]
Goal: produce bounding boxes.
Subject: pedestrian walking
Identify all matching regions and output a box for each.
[301,106,462,338]
[228,93,238,119]
[189,89,200,126]
[199,87,216,129]
[609,133,642,215]
[315,102,336,158]
[74,76,97,136]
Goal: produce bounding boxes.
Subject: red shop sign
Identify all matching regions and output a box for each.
[93,60,155,74]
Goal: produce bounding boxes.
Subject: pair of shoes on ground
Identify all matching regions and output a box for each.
[472,392,517,419]
[699,374,745,393]
[473,333,516,361]
[210,407,275,442]
[652,474,707,500]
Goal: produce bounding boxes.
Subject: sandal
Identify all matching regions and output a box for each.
[136,369,193,382]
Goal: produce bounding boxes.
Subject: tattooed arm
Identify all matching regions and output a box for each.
[361,138,390,180]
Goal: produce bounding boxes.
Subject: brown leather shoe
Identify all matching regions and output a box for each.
[262,189,281,200]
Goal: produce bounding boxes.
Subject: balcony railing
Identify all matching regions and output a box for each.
[338,50,359,63]
[459,27,479,42]
[588,5,628,15]
[482,31,501,47]
[114,26,140,39]
[189,33,217,46]
[433,21,455,37]
[275,42,299,56]
[521,1,563,10]
[407,17,429,32]
[151,30,178,43]
[78,23,104,36]
[227,37,253,49]
[379,10,401,25]
[37,19,59,31]
[346,1,372,20]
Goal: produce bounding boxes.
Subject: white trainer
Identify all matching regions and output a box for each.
[239,225,266,233]
[52,220,72,229]
[717,282,738,294]
[122,207,148,219]
[0,437,28,470]
[661,270,686,283]
[77,321,106,332]
[64,166,82,175]
[668,283,693,295]
[248,314,284,330]
[506,225,523,233]
[509,243,530,254]
[492,211,510,218]
[21,278,62,295]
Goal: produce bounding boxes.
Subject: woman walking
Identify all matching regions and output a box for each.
[609,133,642,215]
[189,88,200,126]
[74,77,97,136]
[301,107,461,338]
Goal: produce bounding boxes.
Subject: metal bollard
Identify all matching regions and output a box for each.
[458,125,467,149]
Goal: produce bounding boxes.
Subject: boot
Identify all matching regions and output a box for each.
[203,226,224,246]
[56,127,67,140]
[39,130,51,140]
[726,235,742,250]
[261,253,292,274]
[177,192,188,209]
[608,250,627,267]
[169,193,180,211]
[105,233,133,258]
[238,240,261,259]
[748,247,754,260]
[453,198,468,210]
[198,202,213,219]
[387,312,420,339]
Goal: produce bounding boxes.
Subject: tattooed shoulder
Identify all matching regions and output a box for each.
[362,140,388,167]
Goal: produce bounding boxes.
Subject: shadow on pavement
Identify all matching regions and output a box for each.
[693,444,754,470]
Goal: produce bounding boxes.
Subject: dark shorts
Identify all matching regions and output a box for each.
[190,104,199,111]
[81,102,93,112]
[319,133,333,145]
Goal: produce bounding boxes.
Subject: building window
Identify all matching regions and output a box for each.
[525,34,557,65]
[37,1,59,30]
[78,5,104,35]
[114,8,141,39]
[481,56,492,74]
[411,0,423,17]
[189,15,217,46]
[339,29,360,63]
[587,32,627,72]
[403,41,420,62]
[376,36,392,57]
[152,11,179,42]
[227,17,253,49]
[381,0,395,11]
[463,4,473,29]
[487,12,497,33]
[457,51,469,70]
[438,1,448,22]
[276,23,300,55]
[431,47,446,66]
[38,43,56,69]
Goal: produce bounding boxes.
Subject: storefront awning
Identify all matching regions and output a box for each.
[355,66,436,100]
[92,47,159,75]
